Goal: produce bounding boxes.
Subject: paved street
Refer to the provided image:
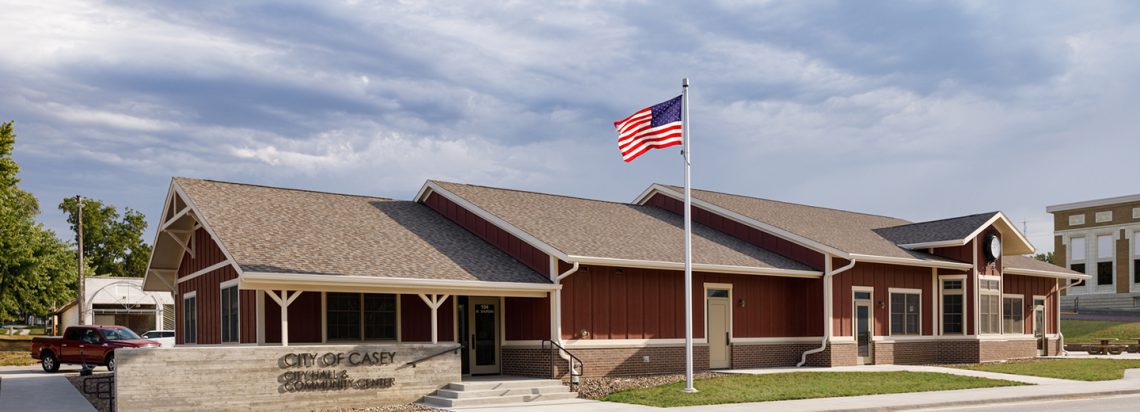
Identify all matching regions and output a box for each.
[922,393,1140,412]
[0,365,96,412]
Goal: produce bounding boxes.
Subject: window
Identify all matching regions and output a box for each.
[979,279,1000,334]
[220,284,239,343]
[854,291,871,300]
[1097,235,1114,286]
[363,294,397,340]
[1071,263,1086,273]
[327,292,362,340]
[1003,296,1024,334]
[183,293,197,344]
[327,293,397,341]
[1070,237,1086,263]
[1135,259,1140,284]
[707,289,729,298]
[942,279,964,334]
[890,291,920,335]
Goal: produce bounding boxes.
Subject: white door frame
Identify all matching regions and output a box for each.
[852,286,874,365]
[704,283,733,369]
[467,296,501,375]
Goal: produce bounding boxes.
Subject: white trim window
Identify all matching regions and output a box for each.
[1133,231,1140,286]
[220,280,239,343]
[1070,236,1087,286]
[183,292,198,344]
[1002,294,1024,334]
[1097,234,1114,287]
[978,278,1001,334]
[889,288,921,336]
[940,277,965,335]
[326,293,397,341]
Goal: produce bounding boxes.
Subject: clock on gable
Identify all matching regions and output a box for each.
[984,232,1002,262]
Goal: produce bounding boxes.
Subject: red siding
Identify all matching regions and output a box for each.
[645,193,825,270]
[505,296,551,340]
[174,228,247,345]
[400,294,456,342]
[560,265,822,340]
[832,262,934,337]
[1003,275,1059,334]
[423,192,550,277]
[264,292,322,344]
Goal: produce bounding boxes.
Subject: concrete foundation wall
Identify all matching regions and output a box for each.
[116,343,460,411]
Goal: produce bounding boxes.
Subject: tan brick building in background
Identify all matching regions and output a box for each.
[1049,194,1140,310]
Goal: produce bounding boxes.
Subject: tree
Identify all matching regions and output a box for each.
[1033,252,1054,264]
[0,121,77,320]
[59,197,151,278]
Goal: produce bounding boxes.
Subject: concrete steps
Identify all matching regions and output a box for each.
[422,378,577,408]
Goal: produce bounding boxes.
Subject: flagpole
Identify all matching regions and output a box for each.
[681,77,697,393]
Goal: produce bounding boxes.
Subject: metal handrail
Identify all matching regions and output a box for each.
[541,340,583,392]
[400,344,462,369]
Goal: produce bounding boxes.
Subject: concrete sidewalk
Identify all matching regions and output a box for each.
[0,365,97,412]
[449,365,1140,411]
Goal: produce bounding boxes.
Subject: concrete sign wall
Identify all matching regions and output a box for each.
[116,343,460,411]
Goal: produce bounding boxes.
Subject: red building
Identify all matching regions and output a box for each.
[143,178,1084,378]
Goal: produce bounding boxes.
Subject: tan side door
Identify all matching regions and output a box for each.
[707,290,731,369]
[467,297,500,375]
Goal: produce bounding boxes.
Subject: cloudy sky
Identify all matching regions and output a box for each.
[3,0,1139,253]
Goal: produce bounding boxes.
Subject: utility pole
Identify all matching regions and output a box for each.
[76,195,85,326]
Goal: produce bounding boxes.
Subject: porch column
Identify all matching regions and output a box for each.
[417,294,450,344]
[265,290,303,346]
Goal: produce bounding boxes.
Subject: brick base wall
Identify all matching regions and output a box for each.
[979,339,1037,362]
[502,347,555,378]
[731,343,821,368]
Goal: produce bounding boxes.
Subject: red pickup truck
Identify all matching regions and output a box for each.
[31,325,160,372]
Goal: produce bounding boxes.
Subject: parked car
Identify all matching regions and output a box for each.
[31,325,161,372]
[141,330,176,348]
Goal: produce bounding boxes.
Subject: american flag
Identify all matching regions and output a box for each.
[613,95,683,162]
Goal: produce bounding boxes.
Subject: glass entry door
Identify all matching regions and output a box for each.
[1034,299,1046,356]
[854,292,873,364]
[468,297,500,375]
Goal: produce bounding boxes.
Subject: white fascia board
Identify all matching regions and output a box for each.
[634,184,850,259]
[1047,193,1140,213]
[898,213,1035,256]
[142,181,178,293]
[415,181,570,262]
[1002,267,1089,281]
[567,255,822,278]
[240,271,558,297]
[848,254,973,270]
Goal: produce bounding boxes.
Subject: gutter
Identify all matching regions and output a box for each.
[798,256,857,367]
[1056,280,1077,356]
[552,262,581,375]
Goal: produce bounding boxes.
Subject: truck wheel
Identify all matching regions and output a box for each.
[41,351,60,373]
[105,353,115,371]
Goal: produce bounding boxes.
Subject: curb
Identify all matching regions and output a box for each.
[830,389,1140,411]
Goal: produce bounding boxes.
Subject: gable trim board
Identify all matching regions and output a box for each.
[143,180,246,292]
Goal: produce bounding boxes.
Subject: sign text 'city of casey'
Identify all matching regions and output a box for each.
[277,351,398,393]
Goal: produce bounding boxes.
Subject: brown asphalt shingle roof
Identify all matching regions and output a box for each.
[174,178,549,284]
[874,212,999,246]
[659,186,1077,276]
[431,181,813,271]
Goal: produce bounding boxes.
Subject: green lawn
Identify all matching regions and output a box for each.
[957,359,1140,381]
[1061,319,1140,344]
[602,372,1025,407]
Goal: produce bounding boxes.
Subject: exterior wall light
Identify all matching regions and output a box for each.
[579,329,590,338]
[739,299,746,308]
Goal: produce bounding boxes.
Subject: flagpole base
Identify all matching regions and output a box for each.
[682,387,699,393]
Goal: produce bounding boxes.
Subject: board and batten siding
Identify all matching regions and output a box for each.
[422,191,551,277]
[505,296,551,341]
[401,294,455,342]
[644,193,826,270]
[263,291,322,344]
[831,261,934,337]
[559,264,823,340]
[175,227,257,344]
[1003,274,1058,334]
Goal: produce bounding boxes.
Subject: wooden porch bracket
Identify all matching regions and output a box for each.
[265,290,304,346]
[418,293,450,344]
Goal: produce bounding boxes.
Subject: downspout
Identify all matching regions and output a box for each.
[1056,279,1078,356]
[798,257,856,367]
[552,262,580,375]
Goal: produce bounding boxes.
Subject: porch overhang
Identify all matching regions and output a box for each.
[239,271,557,298]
